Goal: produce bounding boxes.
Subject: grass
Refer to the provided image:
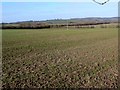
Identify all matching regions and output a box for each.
[2,28,118,88]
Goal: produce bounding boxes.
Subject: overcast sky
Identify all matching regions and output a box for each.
[2,2,118,23]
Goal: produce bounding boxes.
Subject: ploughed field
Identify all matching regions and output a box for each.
[2,28,118,88]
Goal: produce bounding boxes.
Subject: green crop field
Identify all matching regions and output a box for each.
[2,28,118,88]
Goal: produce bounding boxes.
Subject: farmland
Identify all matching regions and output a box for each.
[2,28,118,88]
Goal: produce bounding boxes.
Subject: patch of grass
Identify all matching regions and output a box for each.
[2,28,118,88]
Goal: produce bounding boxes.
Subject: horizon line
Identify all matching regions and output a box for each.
[2,16,118,23]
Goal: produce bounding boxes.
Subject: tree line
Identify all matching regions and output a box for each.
[1,22,118,29]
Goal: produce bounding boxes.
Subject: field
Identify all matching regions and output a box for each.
[2,28,118,88]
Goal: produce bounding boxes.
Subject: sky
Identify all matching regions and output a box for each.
[1,0,119,2]
[2,2,118,23]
